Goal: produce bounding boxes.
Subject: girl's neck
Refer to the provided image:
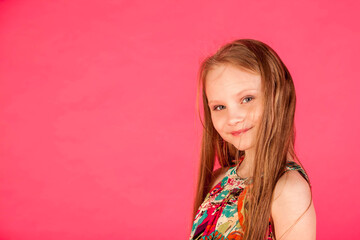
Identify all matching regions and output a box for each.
[237,150,255,178]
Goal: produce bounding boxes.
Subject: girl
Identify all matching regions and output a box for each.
[189,39,316,240]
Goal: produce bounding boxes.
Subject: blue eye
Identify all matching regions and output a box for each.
[213,105,225,111]
[212,96,254,111]
[242,96,254,103]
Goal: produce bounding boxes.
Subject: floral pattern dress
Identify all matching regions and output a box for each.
[189,159,309,240]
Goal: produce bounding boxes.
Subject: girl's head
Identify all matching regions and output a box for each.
[197,38,296,165]
[193,39,306,239]
[205,63,263,153]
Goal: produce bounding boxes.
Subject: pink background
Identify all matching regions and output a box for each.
[0,0,359,239]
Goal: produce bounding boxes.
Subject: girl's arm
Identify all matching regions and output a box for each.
[271,170,316,240]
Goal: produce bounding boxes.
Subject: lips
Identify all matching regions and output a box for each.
[231,127,252,136]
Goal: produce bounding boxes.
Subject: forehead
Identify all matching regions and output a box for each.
[205,64,262,96]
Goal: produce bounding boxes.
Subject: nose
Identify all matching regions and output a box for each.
[227,106,246,126]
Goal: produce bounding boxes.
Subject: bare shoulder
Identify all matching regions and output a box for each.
[210,166,230,189]
[271,170,316,240]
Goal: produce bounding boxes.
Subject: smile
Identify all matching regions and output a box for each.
[230,127,252,136]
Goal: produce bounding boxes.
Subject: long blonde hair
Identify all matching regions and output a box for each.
[192,39,312,239]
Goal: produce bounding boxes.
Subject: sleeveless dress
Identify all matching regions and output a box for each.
[189,159,309,240]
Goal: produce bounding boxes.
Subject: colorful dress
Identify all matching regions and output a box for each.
[189,159,309,240]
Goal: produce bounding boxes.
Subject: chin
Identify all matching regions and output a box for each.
[230,141,254,151]
[234,146,252,151]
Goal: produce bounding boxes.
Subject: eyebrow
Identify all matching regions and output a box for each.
[208,89,257,104]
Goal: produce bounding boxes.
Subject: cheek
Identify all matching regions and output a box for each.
[253,112,261,123]
[254,112,262,125]
[211,115,224,133]
[250,104,263,124]
[255,108,263,122]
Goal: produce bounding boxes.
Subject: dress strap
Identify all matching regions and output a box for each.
[284,161,310,183]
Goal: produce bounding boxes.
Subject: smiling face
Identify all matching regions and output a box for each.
[205,64,263,151]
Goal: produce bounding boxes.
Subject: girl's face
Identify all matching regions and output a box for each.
[205,64,263,151]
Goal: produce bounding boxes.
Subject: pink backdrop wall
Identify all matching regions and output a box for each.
[0,0,359,239]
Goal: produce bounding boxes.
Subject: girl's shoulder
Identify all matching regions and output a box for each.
[272,160,312,213]
[271,161,315,239]
[272,160,311,209]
